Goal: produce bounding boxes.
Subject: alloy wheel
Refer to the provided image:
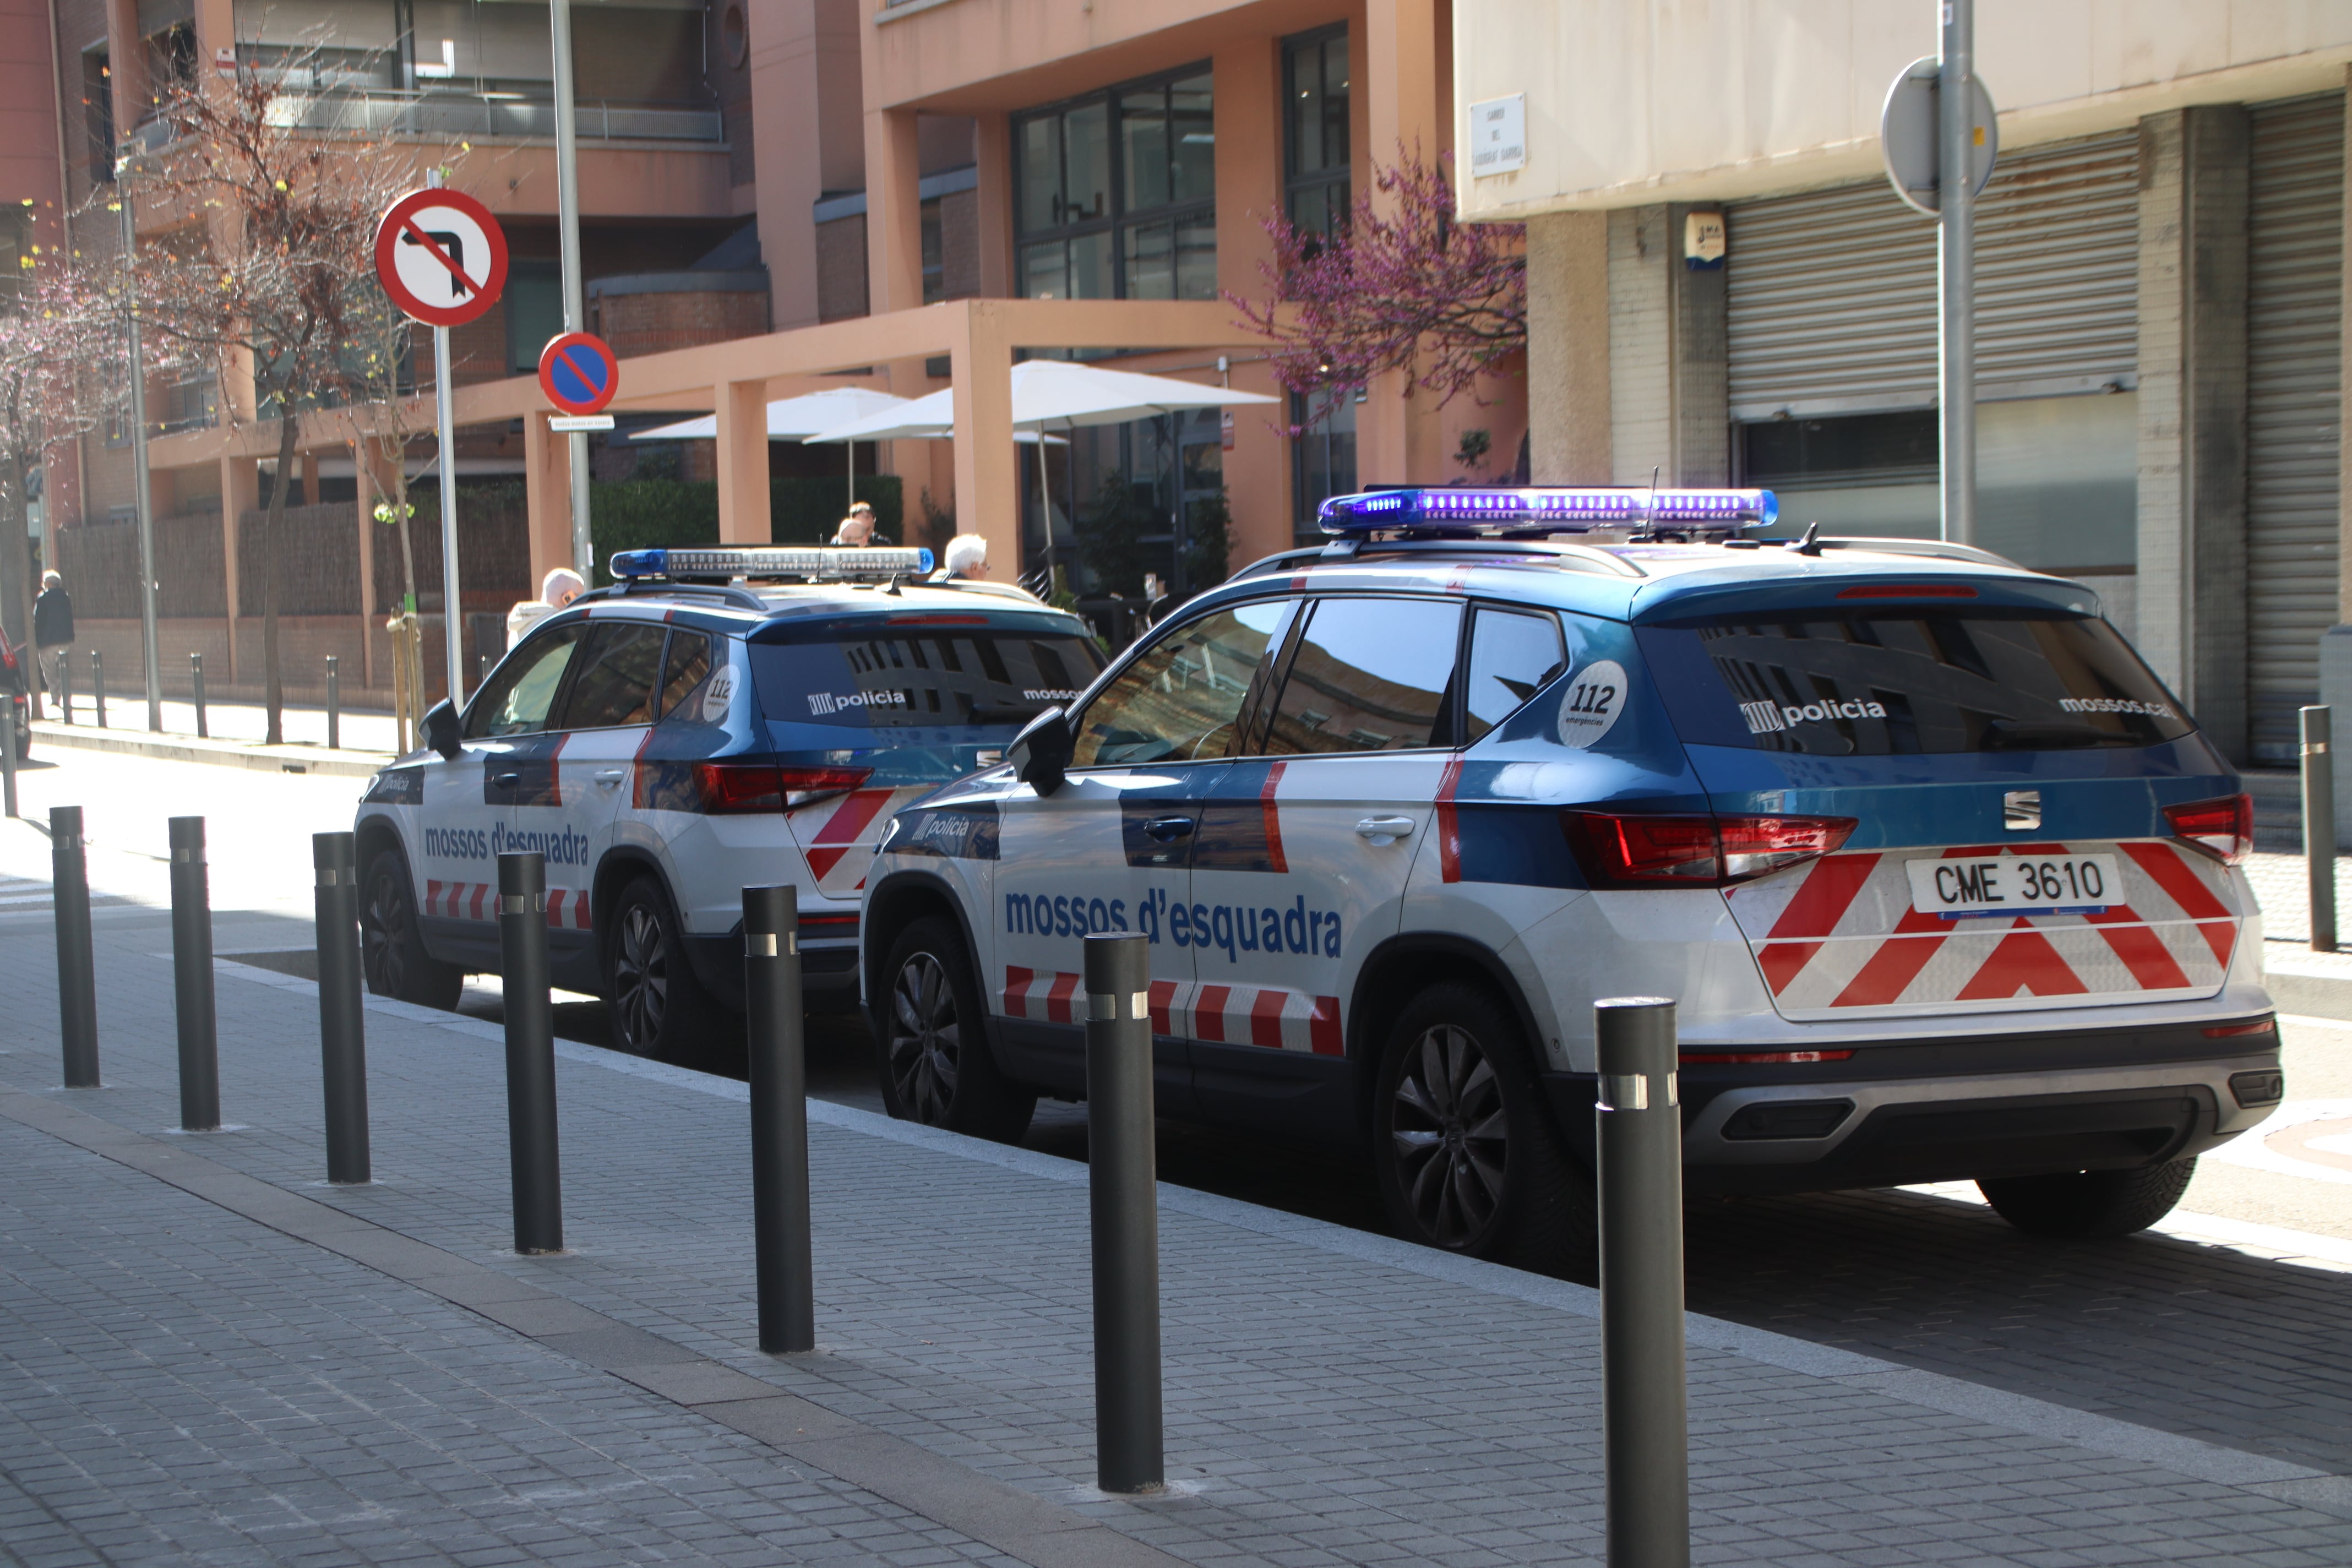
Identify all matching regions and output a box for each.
[1390,1023,1509,1248]
[887,951,959,1124]
[362,867,407,995]
[613,903,669,1049]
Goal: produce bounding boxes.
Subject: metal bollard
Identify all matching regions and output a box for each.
[51,806,99,1088]
[326,655,341,750]
[167,818,220,1131]
[314,832,371,1183]
[91,650,104,728]
[2305,706,2336,954]
[498,852,562,1253]
[744,884,812,1353]
[1596,997,1689,1568]
[1085,932,1162,1494]
[1,705,17,819]
[190,653,208,738]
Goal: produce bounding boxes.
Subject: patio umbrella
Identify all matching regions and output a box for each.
[630,386,913,510]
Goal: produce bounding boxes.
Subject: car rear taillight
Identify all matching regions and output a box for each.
[1562,811,1855,888]
[693,763,873,813]
[2163,793,2252,864]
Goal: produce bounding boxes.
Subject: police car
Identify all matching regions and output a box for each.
[857,487,2282,1273]
[352,545,1105,1055]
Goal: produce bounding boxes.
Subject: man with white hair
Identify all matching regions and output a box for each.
[939,533,989,581]
[506,566,586,648]
[34,569,73,715]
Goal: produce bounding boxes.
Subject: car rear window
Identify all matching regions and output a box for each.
[1635,609,2197,755]
[749,621,1107,729]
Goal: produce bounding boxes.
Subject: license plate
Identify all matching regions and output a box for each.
[1904,854,2117,919]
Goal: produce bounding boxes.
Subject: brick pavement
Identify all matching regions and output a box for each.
[2,898,2352,1563]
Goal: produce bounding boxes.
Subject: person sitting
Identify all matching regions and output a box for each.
[505,567,586,649]
[937,533,989,581]
[830,501,893,547]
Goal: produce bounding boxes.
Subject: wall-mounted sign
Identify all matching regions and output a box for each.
[1468,94,1527,178]
[1684,210,1727,270]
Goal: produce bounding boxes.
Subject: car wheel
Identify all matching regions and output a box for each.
[361,847,462,1010]
[876,916,1035,1144]
[1978,1157,2197,1240]
[604,876,721,1058]
[1371,982,1596,1278]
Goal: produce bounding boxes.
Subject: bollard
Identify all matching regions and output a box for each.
[2305,706,2337,954]
[51,806,99,1088]
[314,832,372,1183]
[191,652,207,738]
[498,852,562,1253]
[1085,932,1162,1494]
[1,705,17,819]
[92,650,104,728]
[326,655,341,750]
[744,884,813,1352]
[1596,997,1689,1568]
[167,817,220,1131]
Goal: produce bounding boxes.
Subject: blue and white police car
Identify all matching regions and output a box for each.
[352,545,1106,1056]
[858,487,2282,1273]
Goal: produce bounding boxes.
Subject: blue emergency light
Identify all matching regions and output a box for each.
[611,545,935,582]
[1317,487,1778,536]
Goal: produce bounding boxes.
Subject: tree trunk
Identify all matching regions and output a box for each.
[263,413,295,745]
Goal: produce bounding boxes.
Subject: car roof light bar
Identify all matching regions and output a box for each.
[610,545,935,584]
[1317,487,1778,537]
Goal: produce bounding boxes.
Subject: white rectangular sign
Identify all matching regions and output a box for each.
[548,414,616,432]
[1469,94,1527,178]
[1905,854,2118,920]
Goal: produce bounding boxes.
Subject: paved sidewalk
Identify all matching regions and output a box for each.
[3,899,2352,1562]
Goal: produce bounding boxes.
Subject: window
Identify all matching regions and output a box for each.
[749,622,1108,731]
[1264,597,1462,755]
[465,623,585,738]
[1283,25,1349,236]
[1464,607,1567,743]
[505,263,564,375]
[921,197,945,305]
[557,622,667,729]
[1014,67,1215,303]
[1071,601,1292,767]
[658,630,715,720]
[83,48,114,184]
[1291,390,1357,538]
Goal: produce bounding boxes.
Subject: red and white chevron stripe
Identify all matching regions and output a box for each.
[790,786,935,897]
[1723,839,2237,1019]
[1000,967,1341,1055]
[423,880,593,929]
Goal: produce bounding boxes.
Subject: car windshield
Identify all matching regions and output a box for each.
[748,618,1106,729]
[1635,608,2197,755]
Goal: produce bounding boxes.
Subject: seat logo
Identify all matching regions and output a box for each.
[2004,790,2041,831]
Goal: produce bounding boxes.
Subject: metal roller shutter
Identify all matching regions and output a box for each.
[1725,132,2141,420]
[2245,92,2344,765]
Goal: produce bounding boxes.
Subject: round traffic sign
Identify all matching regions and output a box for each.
[375,188,508,327]
[538,332,619,416]
[1880,57,1998,217]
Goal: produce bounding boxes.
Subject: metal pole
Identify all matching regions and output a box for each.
[427,168,467,711]
[190,652,206,737]
[1937,0,1978,547]
[57,649,68,723]
[91,649,104,728]
[1,706,16,818]
[51,805,99,1088]
[117,171,163,732]
[314,831,371,1183]
[1596,997,1689,1568]
[325,654,340,750]
[2305,706,2337,953]
[549,0,594,580]
[498,851,562,1253]
[1085,932,1162,1494]
[744,884,812,1353]
[167,816,219,1131]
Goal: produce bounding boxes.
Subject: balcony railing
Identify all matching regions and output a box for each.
[261,88,723,144]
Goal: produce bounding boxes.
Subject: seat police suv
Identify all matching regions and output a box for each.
[353,545,1104,1055]
[858,487,2283,1274]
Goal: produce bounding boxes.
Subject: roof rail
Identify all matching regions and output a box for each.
[1233,537,1646,581]
[592,579,770,612]
[1812,537,2026,570]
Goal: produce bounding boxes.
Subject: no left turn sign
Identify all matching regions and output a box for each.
[374,188,508,328]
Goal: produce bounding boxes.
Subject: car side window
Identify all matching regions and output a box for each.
[658,630,716,720]
[1070,600,1294,768]
[1263,596,1463,755]
[465,623,586,739]
[558,622,668,730]
[1464,606,1567,743]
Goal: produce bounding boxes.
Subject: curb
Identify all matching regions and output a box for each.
[27,721,391,778]
[2263,958,2352,1022]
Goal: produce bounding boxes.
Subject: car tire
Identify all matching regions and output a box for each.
[604,876,723,1059]
[1978,1157,2197,1240]
[361,847,463,1010]
[875,916,1036,1144]
[1370,982,1597,1278]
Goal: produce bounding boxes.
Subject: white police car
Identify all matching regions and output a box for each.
[858,488,2282,1273]
[352,545,1106,1055]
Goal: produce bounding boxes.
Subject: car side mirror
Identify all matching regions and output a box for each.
[421,698,462,761]
[1009,706,1072,796]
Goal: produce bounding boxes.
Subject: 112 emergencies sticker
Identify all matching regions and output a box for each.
[1558,660,1627,749]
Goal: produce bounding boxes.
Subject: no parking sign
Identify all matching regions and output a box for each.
[538,331,619,417]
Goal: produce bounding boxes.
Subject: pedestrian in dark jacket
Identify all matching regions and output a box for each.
[34,571,73,705]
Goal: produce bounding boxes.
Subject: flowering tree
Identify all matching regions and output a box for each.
[0,252,114,685]
[1227,146,1525,427]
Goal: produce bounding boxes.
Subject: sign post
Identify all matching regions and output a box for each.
[374,178,508,710]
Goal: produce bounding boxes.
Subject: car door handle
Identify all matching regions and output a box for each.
[1355,816,1417,842]
[494,771,520,786]
[595,769,627,787]
[1143,816,1195,842]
